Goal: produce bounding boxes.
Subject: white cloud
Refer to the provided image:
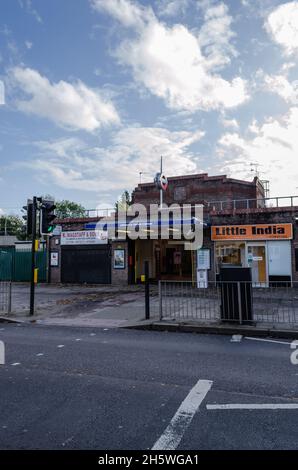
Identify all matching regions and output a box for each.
[26,127,204,192]
[241,0,280,15]
[91,0,154,30]
[198,2,238,70]
[92,0,248,112]
[10,67,120,132]
[263,74,298,104]
[156,0,190,17]
[25,40,33,49]
[221,117,239,130]
[0,80,4,104]
[265,1,298,55]
[217,107,298,196]
[19,0,43,24]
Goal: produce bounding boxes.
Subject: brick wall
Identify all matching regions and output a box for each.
[111,241,128,285]
[132,173,263,209]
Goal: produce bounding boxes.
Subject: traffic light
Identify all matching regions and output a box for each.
[22,200,33,237]
[40,200,56,235]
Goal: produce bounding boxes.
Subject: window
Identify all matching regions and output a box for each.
[215,242,246,273]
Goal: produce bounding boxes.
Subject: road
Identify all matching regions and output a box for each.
[0,323,297,450]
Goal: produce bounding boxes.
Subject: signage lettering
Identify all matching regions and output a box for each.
[211,224,292,241]
[61,230,108,245]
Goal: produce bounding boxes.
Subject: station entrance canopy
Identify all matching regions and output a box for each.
[85,217,206,238]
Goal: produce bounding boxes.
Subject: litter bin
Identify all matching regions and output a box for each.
[220,267,253,324]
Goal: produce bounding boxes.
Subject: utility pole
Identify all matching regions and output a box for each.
[29,196,37,316]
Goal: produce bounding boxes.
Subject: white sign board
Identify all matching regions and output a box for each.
[50,252,59,267]
[61,230,108,245]
[197,249,210,270]
[197,269,208,288]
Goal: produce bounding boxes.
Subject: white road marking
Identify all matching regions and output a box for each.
[11,363,20,366]
[152,379,213,451]
[0,340,4,365]
[0,328,4,331]
[75,338,81,341]
[90,333,96,336]
[231,335,243,342]
[61,435,75,447]
[36,353,44,356]
[207,404,298,410]
[57,345,65,348]
[245,337,292,346]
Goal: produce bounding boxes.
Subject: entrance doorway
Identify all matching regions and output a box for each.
[247,244,267,285]
[164,246,192,278]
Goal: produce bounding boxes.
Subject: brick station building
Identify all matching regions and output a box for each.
[49,173,298,286]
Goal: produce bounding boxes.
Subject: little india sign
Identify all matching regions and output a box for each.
[211,224,293,241]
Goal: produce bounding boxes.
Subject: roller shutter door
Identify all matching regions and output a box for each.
[61,245,111,284]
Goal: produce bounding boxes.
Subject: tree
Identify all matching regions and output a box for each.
[115,190,132,213]
[0,215,26,239]
[42,195,86,219]
[55,200,86,219]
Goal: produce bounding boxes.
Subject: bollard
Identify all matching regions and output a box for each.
[144,261,150,320]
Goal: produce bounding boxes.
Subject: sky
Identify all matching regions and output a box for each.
[0,0,298,214]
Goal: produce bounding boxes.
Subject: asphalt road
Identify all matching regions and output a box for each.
[0,323,297,450]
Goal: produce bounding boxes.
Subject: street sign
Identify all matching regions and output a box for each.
[154,172,168,191]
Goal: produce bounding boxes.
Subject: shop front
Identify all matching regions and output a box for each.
[134,239,194,282]
[212,223,293,285]
[60,229,111,284]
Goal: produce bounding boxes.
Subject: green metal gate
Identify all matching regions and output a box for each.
[0,247,14,281]
[0,248,47,282]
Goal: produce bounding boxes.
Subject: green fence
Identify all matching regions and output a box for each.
[0,248,47,282]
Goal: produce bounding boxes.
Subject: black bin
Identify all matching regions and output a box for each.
[220,267,253,324]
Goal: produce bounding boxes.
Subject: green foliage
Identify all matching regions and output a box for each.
[42,195,86,219]
[55,200,86,219]
[115,190,132,213]
[0,215,26,239]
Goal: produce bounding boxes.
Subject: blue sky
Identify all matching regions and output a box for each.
[0,0,298,214]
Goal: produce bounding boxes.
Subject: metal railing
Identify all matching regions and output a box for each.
[63,208,115,219]
[0,282,11,315]
[207,195,298,212]
[53,195,298,219]
[157,281,298,330]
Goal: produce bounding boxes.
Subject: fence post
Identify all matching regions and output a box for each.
[7,282,12,314]
[144,261,150,320]
[237,282,243,325]
[159,280,163,321]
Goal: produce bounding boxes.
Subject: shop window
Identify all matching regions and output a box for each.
[215,242,246,273]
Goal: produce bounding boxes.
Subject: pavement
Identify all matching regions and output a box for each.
[0,323,297,450]
[3,284,298,339]
[3,283,159,328]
